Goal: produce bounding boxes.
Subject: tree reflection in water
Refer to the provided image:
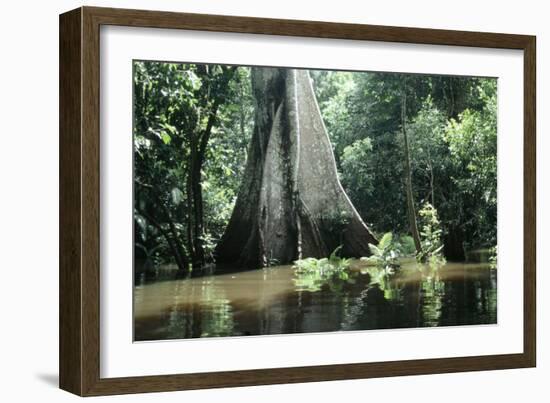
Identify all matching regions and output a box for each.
[134,260,497,341]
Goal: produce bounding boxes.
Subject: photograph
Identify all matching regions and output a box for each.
[52,3,538,397]
[132,61,498,341]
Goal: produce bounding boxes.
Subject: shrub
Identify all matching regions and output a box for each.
[417,203,445,265]
[361,232,401,269]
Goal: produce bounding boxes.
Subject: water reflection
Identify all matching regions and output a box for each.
[134,260,497,341]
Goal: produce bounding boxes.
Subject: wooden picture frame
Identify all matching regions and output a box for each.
[59,6,536,396]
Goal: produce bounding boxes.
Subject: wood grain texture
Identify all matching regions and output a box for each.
[523,38,536,367]
[59,6,537,396]
[85,6,532,49]
[80,6,102,396]
[59,8,83,396]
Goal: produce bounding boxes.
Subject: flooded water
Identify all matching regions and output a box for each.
[133,260,497,341]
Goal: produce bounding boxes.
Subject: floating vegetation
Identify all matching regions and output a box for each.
[292,246,354,292]
[361,232,401,270]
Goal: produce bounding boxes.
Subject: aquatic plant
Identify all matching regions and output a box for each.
[361,232,401,269]
[292,245,351,273]
[416,203,445,265]
[292,246,353,291]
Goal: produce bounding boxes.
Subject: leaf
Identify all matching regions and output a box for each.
[378,232,393,250]
[187,70,202,90]
[170,187,184,205]
[329,245,343,261]
[368,243,381,256]
[223,166,233,177]
[160,132,171,144]
[160,122,177,135]
[134,214,147,232]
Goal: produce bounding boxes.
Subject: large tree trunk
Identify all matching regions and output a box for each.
[215,68,377,269]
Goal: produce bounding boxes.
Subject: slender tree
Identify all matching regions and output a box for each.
[401,90,422,254]
[185,65,237,266]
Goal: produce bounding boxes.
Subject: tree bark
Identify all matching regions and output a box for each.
[186,67,236,267]
[185,159,197,263]
[192,99,221,264]
[401,92,423,255]
[216,68,377,269]
[429,159,435,208]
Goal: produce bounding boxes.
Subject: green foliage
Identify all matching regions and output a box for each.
[310,71,356,161]
[292,266,352,292]
[406,97,448,206]
[489,245,498,270]
[292,246,353,292]
[443,81,497,249]
[292,257,329,272]
[293,246,351,273]
[340,138,375,215]
[313,71,497,258]
[328,245,352,268]
[396,235,416,256]
[133,61,497,270]
[198,232,217,261]
[362,266,395,298]
[203,67,254,239]
[361,232,401,269]
[133,62,252,268]
[416,203,445,265]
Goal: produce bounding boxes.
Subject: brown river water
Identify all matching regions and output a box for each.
[134,260,497,341]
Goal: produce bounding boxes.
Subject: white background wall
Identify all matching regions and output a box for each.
[0,0,546,401]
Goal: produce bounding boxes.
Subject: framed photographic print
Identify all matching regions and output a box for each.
[59,6,536,396]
